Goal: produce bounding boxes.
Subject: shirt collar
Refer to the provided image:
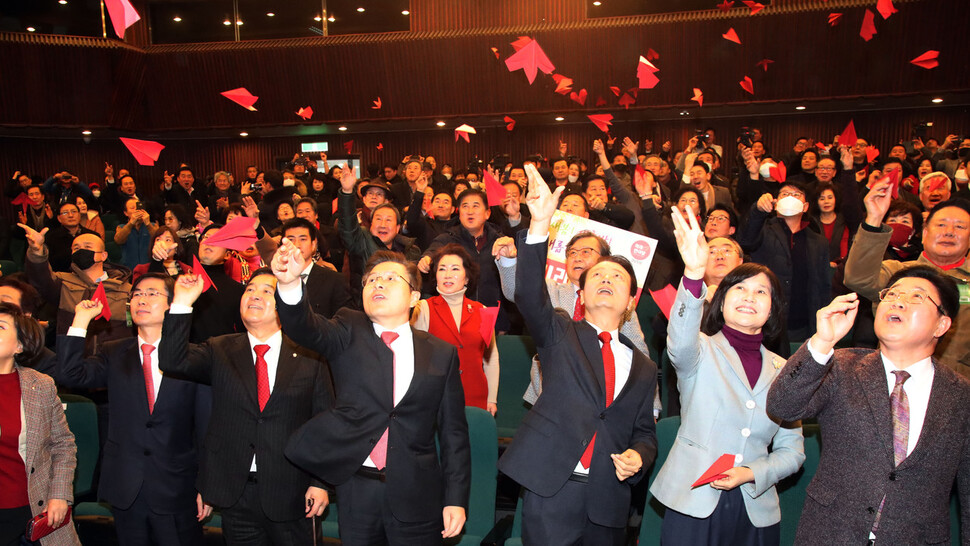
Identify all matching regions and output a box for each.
[248,329,283,351]
[300,261,314,278]
[880,353,934,380]
[585,319,620,343]
[136,335,160,351]
[372,321,413,342]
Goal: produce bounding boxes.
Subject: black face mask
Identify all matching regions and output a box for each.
[71,249,99,270]
[612,163,628,175]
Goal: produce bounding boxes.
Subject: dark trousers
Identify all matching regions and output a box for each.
[112,489,204,546]
[660,487,780,546]
[522,478,625,546]
[335,471,441,546]
[220,475,312,546]
[0,506,31,546]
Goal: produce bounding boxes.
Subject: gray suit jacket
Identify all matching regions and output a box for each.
[767,344,970,545]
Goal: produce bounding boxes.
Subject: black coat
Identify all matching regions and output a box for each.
[302,263,355,317]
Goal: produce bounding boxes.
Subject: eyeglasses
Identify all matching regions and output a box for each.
[816,166,836,172]
[131,290,167,300]
[566,247,601,259]
[877,287,946,316]
[708,247,738,257]
[362,271,415,291]
[779,191,805,199]
[707,215,731,224]
[59,210,79,216]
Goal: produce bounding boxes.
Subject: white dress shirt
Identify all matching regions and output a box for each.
[66,328,162,404]
[362,322,414,468]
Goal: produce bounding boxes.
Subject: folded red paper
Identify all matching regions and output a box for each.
[650,284,677,320]
[769,161,787,183]
[504,116,516,131]
[120,137,165,166]
[483,171,504,207]
[692,453,735,488]
[479,304,500,347]
[839,120,858,147]
[828,12,842,26]
[587,114,614,133]
[343,140,354,154]
[910,50,939,70]
[192,255,216,293]
[203,216,258,252]
[372,97,382,109]
[569,89,588,105]
[739,76,754,95]
[221,88,258,111]
[637,56,660,89]
[690,88,704,107]
[756,58,774,72]
[860,9,877,42]
[504,39,555,84]
[104,0,140,39]
[722,28,741,44]
[454,124,476,143]
[295,106,313,120]
[92,282,111,321]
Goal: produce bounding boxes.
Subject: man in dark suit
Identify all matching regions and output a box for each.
[767,265,970,545]
[57,273,211,545]
[498,165,658,545]
[163,166,208,211]
[281,218,354,318]
[158,268,333,545]
[270,243,470,545]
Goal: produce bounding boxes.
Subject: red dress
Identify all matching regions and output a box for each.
[425,295,488,409]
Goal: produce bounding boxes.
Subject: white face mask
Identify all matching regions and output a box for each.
[776,195,804,217]
[759,162,775,179]
[443,173,452,180]
[567,174,579,183]
[956,169,969,183]
[283,178,296,187]
[91,190,101,198]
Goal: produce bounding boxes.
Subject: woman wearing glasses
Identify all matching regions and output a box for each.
[650,207,805,545]
[412,244,499,414]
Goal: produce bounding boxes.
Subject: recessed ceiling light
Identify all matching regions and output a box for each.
[26,26,36,32]
[58,0,67,4]
[932,97,943,103]
[593,1,602,5]
[236,20,243,25]
[81,130,92,135]
[266,12,275,17]
[338,126,348,131]
[402,10,410,15]
[795,105,806,110]
[314,15,322,21]
[223,18,231,25]
[436,121,446,127]
[555,116,564,121]
[239,132,249,137]
[679,111,689,116]
[328,16,335,22]
[173,16,182,22]
[357,7,365,13]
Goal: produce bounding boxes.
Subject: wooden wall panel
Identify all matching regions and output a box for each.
[409,0,586,32]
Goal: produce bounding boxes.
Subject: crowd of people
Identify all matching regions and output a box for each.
[1,126,970,545]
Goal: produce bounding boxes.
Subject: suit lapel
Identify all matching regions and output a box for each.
[576,321,606,404]
[18,369,40,468]
[858,353,895,459]
[398,330,431,407]
[267,337,301,410]
[230,337,260,409]
[611,334,641,405]
[711,332,755,392]
[751,348,784,396]
[368,328,395,410]
[898,364,950,470]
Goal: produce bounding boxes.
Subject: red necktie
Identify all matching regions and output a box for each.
[254,344,271,412]
[141,344,156,414]
[573,289,585,320]
[580,331,616,469]
[369,331,399,470]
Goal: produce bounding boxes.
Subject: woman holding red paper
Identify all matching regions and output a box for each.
[411,244,499,414]
[0,303,80,546]
[649,206,805,545]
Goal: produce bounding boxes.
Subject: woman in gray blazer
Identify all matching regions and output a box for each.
[650,207,804,545]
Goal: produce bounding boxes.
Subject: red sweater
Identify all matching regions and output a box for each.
[0,371,28,508]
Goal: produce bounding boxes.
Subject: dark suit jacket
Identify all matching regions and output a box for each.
[56,334,211,514]
[303,263,355,318]
[497,232,658,528]
[157,313,333,521]
[766,344,970,545]
[275,295,471,523]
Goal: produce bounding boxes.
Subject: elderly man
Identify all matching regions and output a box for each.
[844,175,970,378]
[46,201,99,272]
[767,266,970,544]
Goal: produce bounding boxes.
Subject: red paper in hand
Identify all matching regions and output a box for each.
[203,216,258,252]
[646,48,660,61]
[504,116,516,131]
[650,284,678,320]
[637,56,660,89]
[618,93,636,109]
[691,88,704,107]
[295,106,313,120]
[504,39,555,84]
[756,58,774,72]
[454,124,476,143]
[510,36,532,51]
[717,0,734,12]
[692,454,736,488]
[860,9,877,41]
[839,120,858,147]
[739,76,754,95]
[828,12,842,26]
[483,171,505,207]
[876,0,897,19]
[192,255,216,293]
[865,146,880,164]
[769,161,787,183]
[92,283,111,321]
[885,169,902,198]
[479,304,500,347]
[722,28,741,44]
[609,86,621,96]
[343,140,354,154]
[220,88,258,111]
[910,50,939,70]
[120,138,164,167]
[11,193,31,207]
[104,0,140,39]
[741,0,764,14]
[569,89,588,105]
[587,114,614,133]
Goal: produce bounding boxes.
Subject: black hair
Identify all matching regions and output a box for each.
[246,267,277,287]
[886,199,924,234]
[455,188,488,208]
[163,204,192,230]
[810,182,841,217]
[578,255,638,297]
[150,225,186,263]
[581,176,607,193]
[295,198,318,215]
[282,218,318,243]
[177,166,194,177]
[131,272,176,304]
[558,191,589,213]
[0,278,41,315]
[673,186,708,215]
[57,201,79,214]
[431,243,480,293]
[926,198,970,226]
[363,251,420,291]
[372,203,402,225]
[0,302,44,365]
[885,265,959,318]
[706,204,738,228]
[702,263,785,341]
[566,230,611,256]
[689,161,711,174]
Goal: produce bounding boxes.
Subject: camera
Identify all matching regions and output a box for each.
[135,201,146,211]
[250,182,262,194]
[739,127,754,148]
[695,129,709,142]
[911,122,933,140]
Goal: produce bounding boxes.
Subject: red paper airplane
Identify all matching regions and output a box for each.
[609,86,621,96]
[119,137,164,167]
[490,47,499,59]
[372,97,382,109]
[910,50,940,70]
[722,28,741,44]
[569,89,588,105]
[479,304,500,347]
[92,282,111,321]
[646,48,660,61]
[756,58,774,72]
[716,0,734,11]
[649,284,677,320]
[483,170,505,207]
[587,114,614,133]
[295,106,313,120]
[876,0,897,19]
[192,255,215,293]
[221,88,258,111]
[618,93,636,109]
[627,87,639,98]
[923,173,949,193]
[504,116,516,131]
[104,0,140,39]
[741,0,764,14]
[203,216,258,252]
[637,56,660,89]
[554,75,574,94]
[595,96,607,107]
[868,169,902,198]
[343,140,354,154]
[504,39,555,84]
[376,142,384,150]
[691,88,704,107]
[839,120,858,147]
[828,12,842,26]
[866,145,880,163]
[739,76,754,95]
[510,36,532,51]
[454,124,476,143]
[860,9,877,41]
[769,161,787,182]
[692,454,735,488]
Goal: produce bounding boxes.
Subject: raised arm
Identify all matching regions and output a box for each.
[56,300,110,388]
[843,178,895,300]
[492,237,518,301]
[665,205,709,378]
[157,274,215,385]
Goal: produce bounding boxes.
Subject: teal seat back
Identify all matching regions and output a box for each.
[59,394,99,498]
[777,423,821,545]
[494,335,536,439]
[635,294,662,363]
[445,407,498,545]
[639,416,680,545]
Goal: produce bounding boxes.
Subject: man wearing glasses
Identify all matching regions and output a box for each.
[270,246,471,545]
[768,265,970,545]
[46,201,99,272]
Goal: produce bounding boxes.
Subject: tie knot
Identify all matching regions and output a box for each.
[381,331,400,347]
[892,370,911,385]
[141,343,155,357]
[598,331,612,345]
[254,344,270,359]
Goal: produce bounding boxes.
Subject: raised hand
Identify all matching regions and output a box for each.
[173,273,206,307]
[104,163,113,177]
[16,223,47,251]
[662,140,672,152]
[863,173,892,227]
[415,172,429,194]
[492,236,517,259]
[740,146,758,175]
[270,237,306,288]
[756,193,776,213]
[152,238,177,261]
[163,170,173,186]
[839,144,853,170]
[592,139,605,156]
[194,200,211,226]
[502,194,521,219]
[622,137,639,158]
[241,196,260,219]
[71,300,103,329]
[559,140,568,156]
[524,163,564,230]
[17,210,26,224]
[339,163,357,194]
[606,135,616,148]
[671,204,708,280]
[44,204,53,219]
[417,255,432,274]
[811,293,860,354]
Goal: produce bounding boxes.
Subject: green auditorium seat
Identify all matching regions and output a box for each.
[494,335,536,440]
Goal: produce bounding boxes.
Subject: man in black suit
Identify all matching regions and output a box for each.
[158,268,333,545]
[163,166,208,211]
[281,218,354,318]
[498,165,658,545]
[270,243,470,545]
[767,265,970,544]
[57,273,211,545]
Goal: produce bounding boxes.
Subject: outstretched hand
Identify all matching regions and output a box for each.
[16,223,47,251]
[340,163,357,194]
[811,293,859,355]
[524,164,564,233]
[173,273,205,307]
[72,300,103,329]
[671,205,708,280]
[271,237,307,288]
